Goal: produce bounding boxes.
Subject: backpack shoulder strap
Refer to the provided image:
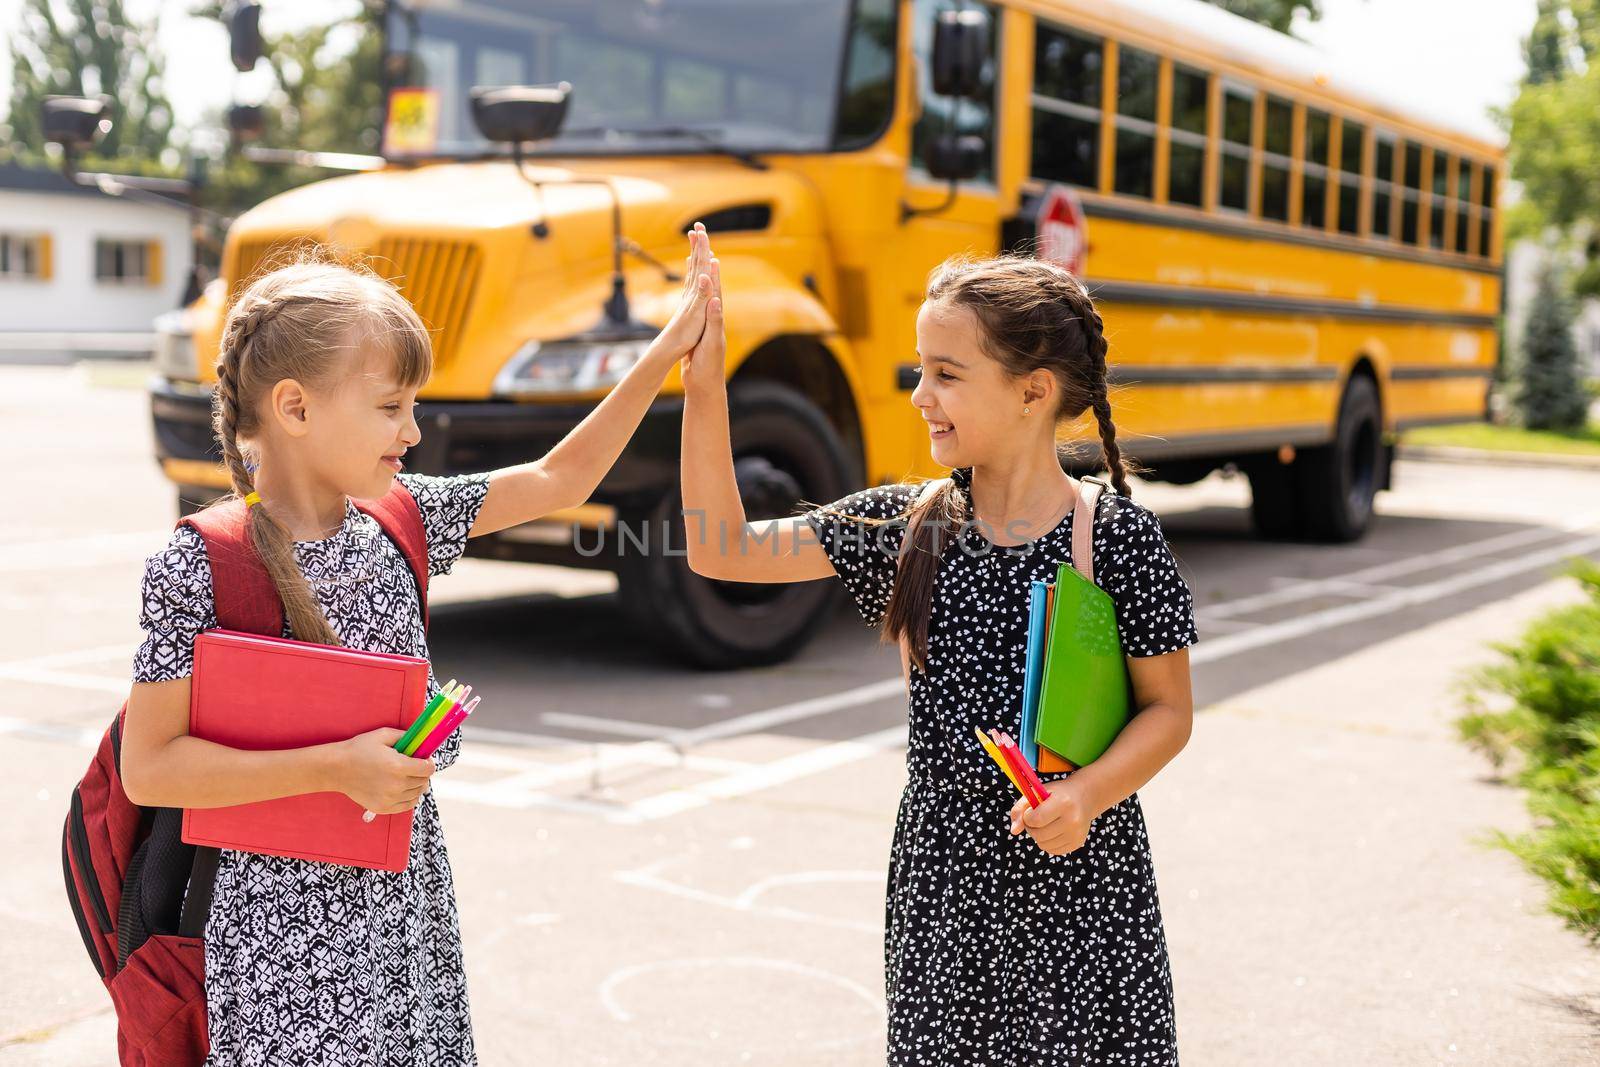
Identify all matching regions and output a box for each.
[1070,476,1111,587]
[354,480,430,630]
[179,499,285,636]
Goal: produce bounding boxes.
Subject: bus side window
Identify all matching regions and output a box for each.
[1301,108,1331,230]
[1030,21,1103,191]
[1454,159,1474,255]
[1167,63,1208,208]
[1372,133,1396,240]
[911,0,1001,185]
[1400,141,1423,245]
[1430,151,1451,251]
[1260,95,1292,222]
[1219,84,1254,213]
[1112,44,1159,199]
[1336,118,1363,235]
[1479,166,1496,259]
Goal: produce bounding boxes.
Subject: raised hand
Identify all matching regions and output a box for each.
[681,223,725,396]
[651,224,714,361]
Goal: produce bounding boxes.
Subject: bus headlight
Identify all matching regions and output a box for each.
[493,336,654,395]
[152,309,199,382]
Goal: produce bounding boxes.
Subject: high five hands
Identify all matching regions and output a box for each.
[652,222,717,362]
[679,222,725,395]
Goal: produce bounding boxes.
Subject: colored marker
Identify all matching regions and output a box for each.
[415,695,479,760]
[394,679,456,753]
[403,684,466,756]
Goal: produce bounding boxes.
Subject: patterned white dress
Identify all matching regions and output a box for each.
[132,473,489,1067]
[804,466,1199,1066]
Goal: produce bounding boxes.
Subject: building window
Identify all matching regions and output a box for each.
[1219,84,1253,212]
[1112,43,1159,199]
[1167,63,1207,208]
[95,239,158,284]
[1336,119,1363,235]
[1031,22,1102,189]
[1260,95,1292,222]
[1301,108,1330,230]
[0,233,47,279]
[1372,133,1396,239]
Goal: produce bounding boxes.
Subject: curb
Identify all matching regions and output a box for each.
[1397,443,1600,471]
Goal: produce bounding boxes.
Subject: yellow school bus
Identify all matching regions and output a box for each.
[149,0,1502,667]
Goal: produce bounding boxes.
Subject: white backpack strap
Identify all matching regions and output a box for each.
[1070,476,1110,586]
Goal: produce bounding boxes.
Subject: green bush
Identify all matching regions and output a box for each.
[1458,560,1600,941]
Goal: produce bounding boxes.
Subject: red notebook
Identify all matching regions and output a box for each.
[182,629,431,872]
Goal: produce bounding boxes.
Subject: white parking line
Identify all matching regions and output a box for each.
[1192,531,1600,664]
[615,861,883,934]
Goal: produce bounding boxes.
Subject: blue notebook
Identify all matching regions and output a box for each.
[1018,580,1051,766]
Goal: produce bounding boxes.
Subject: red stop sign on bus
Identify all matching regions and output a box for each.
[1035,184,1087,277]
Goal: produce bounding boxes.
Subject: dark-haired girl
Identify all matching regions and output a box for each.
[680,230,1198,1065]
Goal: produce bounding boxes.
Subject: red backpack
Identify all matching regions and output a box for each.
[62,482,429,1066]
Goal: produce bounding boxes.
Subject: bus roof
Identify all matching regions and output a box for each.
[1078,0,1505,152]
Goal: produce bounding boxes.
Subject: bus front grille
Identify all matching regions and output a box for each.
[226,235,484,368]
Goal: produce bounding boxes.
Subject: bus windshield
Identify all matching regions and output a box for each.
[384,0,885,158]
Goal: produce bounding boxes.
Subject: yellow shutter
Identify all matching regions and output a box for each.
[147,240,163,286]
[37,234,52,280]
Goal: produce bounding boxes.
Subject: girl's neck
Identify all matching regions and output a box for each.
[966,453,1077,545]
[250,466,349,541]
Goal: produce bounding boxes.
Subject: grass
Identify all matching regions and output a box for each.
[1404,421,1600,457]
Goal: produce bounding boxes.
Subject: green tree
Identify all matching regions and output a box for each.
[1199,0,1321,35]
[1507,0,1600,297]
[4,0,175,168]
[1515,261,1589,430]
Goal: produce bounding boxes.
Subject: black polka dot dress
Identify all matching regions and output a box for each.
[804,466,1198,1066]
[132,473,489,1067]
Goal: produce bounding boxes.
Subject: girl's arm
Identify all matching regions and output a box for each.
[467,228,716,538]
[122,678,434,814]
[679,234,836,585]
[1010,649,1194,852]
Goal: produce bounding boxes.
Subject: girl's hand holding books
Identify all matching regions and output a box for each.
[1009,783,1093,856]
[334,727,437,815]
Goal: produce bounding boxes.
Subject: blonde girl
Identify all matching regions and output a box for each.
[121,231,717,1065]
[680,228,1197,1065]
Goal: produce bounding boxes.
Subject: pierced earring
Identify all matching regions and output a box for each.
[1023,406,1031,415]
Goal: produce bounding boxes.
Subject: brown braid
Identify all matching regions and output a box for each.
[204,254,435,646]
[1067,287,1134,497]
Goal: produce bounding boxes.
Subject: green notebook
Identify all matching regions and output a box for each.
[1033,481,1131,767]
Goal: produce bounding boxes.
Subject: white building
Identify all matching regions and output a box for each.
[0,162,193,362]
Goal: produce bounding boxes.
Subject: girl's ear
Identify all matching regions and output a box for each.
[269,378,311,438]
[1023,368,1054,409]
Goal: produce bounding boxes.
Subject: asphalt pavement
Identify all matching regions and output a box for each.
[3,361,1598,1065]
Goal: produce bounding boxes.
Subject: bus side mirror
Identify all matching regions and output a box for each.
[922,133,985,181]
[230,3,263,73]
[228,104,266,143]
[42,95,111,155]
[930,9,989,98]
[470,83,573,145]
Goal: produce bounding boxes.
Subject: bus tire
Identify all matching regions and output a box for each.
[616,382,858,670]
[1247,460,1301,541]
[1295,374,1383,543]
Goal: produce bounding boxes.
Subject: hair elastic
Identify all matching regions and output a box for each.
[243,491,262,508]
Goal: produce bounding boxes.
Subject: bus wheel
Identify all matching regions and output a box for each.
[1296,374,1382,543]
[1247,459,1300,541]
[616,382,858,670]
